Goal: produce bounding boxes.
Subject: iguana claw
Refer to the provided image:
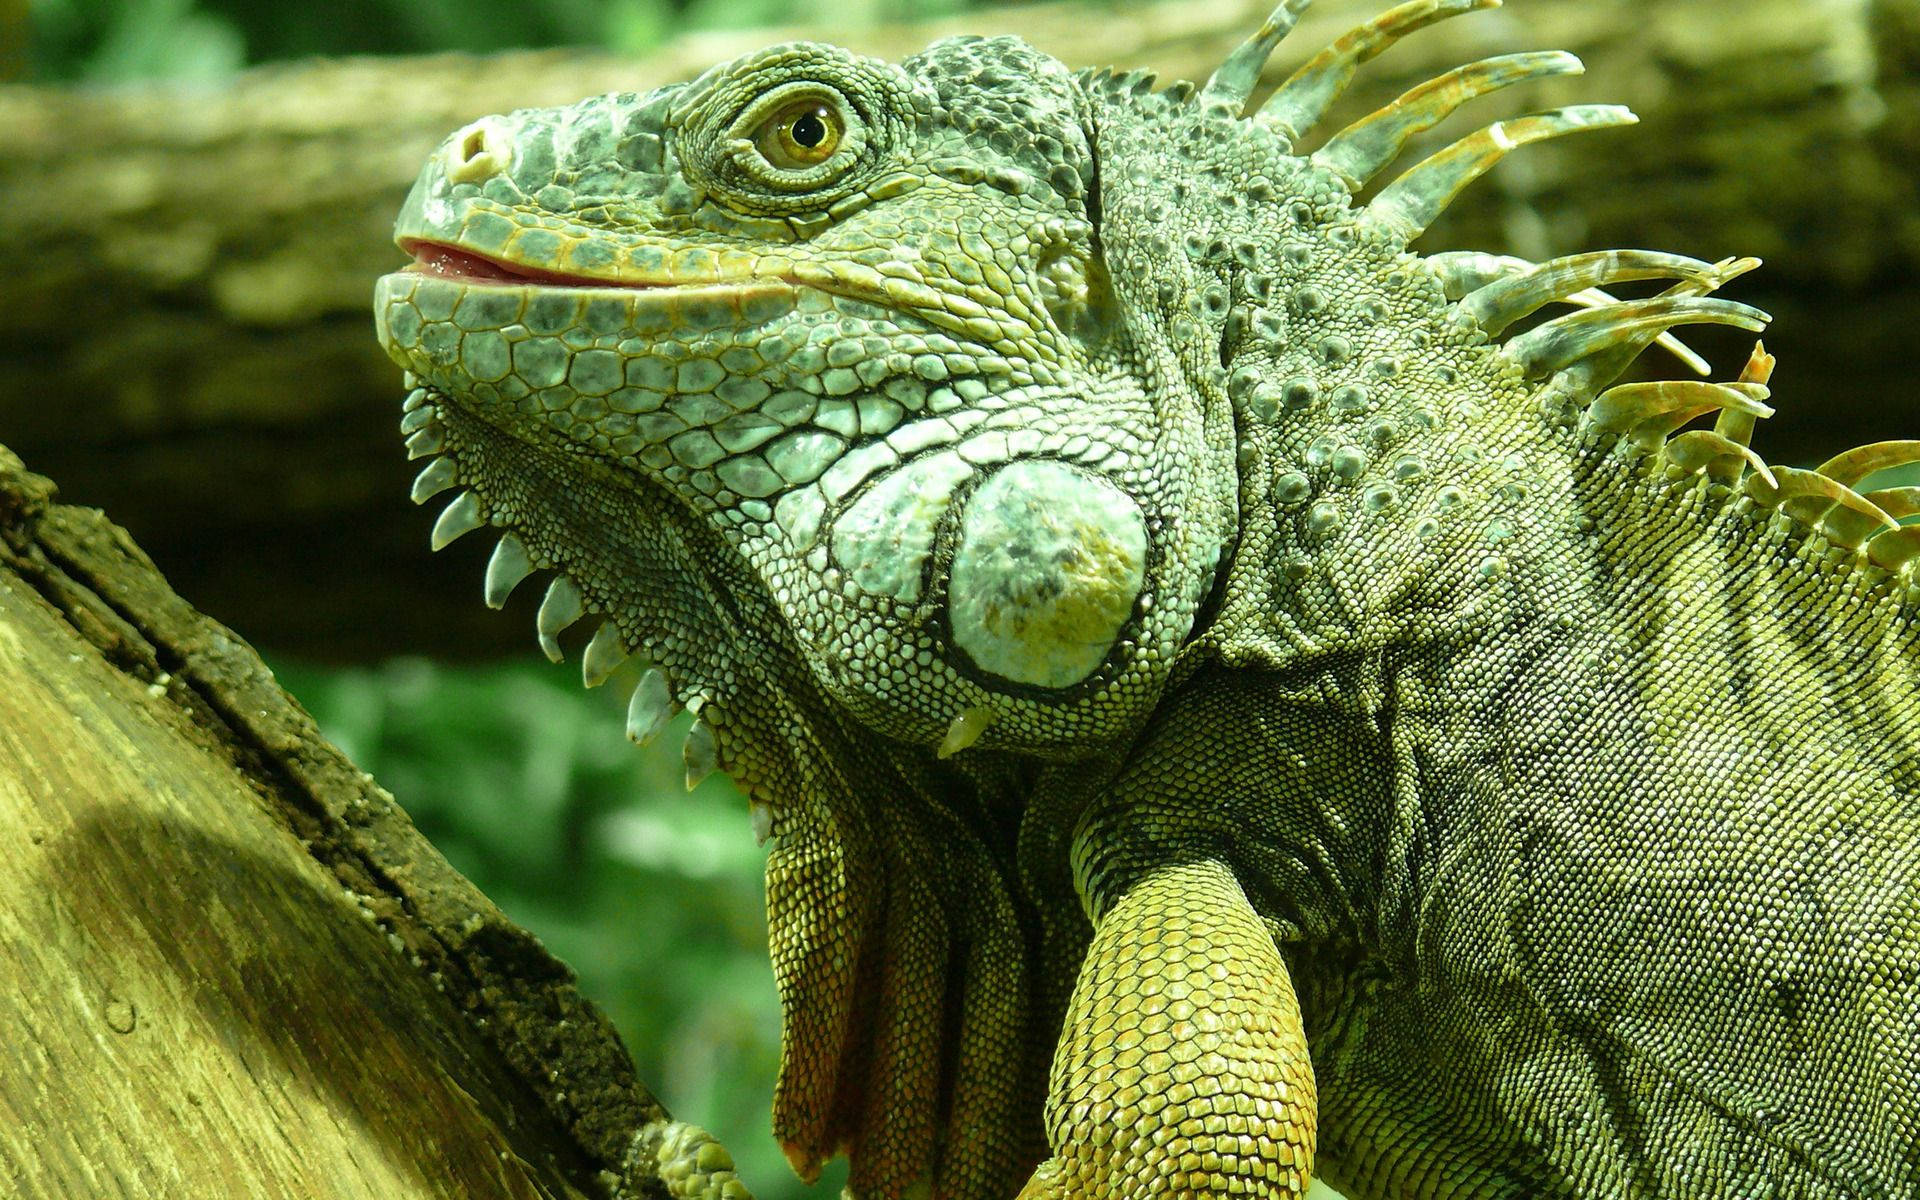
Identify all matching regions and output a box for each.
[626,1119,754,1200]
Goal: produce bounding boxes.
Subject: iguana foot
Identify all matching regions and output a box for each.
[626,1118,754,1200]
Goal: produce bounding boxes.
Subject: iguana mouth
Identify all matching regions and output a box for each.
[393,237,999,338]
[401,238,759,291]
[405,239,623,287]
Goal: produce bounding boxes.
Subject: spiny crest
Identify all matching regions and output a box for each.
[1190,0,1920,583]
[403,375,723,787]
[1196,0,1632,245]
[1588,344,1920,574]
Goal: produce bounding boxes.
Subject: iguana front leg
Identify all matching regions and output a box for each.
[1020,859,1317,1199]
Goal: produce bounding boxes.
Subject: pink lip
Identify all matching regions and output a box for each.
[401,239,672,288]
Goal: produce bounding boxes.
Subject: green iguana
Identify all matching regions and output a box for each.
[372,1,1920,1195]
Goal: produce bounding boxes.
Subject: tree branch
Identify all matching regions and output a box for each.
[0,443,679,1197]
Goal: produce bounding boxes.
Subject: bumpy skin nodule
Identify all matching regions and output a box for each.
[376,3,1920,1197]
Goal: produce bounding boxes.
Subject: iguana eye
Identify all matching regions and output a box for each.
[709,71,886,204]
[753,101,843,170]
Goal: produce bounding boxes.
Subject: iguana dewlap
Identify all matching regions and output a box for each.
[374,1,1920,1196]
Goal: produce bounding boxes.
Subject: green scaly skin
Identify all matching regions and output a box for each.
[374,2,1920,1196]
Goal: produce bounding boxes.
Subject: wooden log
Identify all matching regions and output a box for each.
[2,0,1916,658]
[0,443,699,1198]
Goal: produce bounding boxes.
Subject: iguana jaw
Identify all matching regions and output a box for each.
[375,239,1208,759]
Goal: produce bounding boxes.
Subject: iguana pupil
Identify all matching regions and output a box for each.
[790,110,826,147]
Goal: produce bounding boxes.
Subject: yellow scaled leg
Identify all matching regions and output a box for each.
[1019,859,1316,1199]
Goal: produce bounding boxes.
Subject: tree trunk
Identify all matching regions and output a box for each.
[3,0,1917,659]
[0,443,685,1198]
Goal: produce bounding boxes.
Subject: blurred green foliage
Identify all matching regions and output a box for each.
[26,0,975,81]
[273,655,846,1198]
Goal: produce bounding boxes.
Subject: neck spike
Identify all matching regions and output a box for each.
[1258,0,1497,141]
[1500,295,1770,381]
[1199,0,1313,117]
[1547,258,1762,396]
[1311,50,1584,188]
[1361,104,1638,242]
[1453,249,1718,337]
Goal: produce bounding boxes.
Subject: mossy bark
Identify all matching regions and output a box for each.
[2,0,1916,661]
[0,445,675,1198]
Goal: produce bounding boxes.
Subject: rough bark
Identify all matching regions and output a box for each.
[3,0,1918,658]
[0,443,678,1198]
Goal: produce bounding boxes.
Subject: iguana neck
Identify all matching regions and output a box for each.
[1082,91,1587,677]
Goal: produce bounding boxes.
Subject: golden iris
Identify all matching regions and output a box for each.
[754,101,842,170]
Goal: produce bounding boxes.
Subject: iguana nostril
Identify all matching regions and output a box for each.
[444,119,510,184]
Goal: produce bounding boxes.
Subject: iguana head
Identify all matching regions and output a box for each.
[375,35,1236,762]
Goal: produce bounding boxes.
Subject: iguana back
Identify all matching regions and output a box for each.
[375,1,1920,1195]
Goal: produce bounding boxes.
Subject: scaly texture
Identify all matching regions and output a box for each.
[374,3,1920,1197]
